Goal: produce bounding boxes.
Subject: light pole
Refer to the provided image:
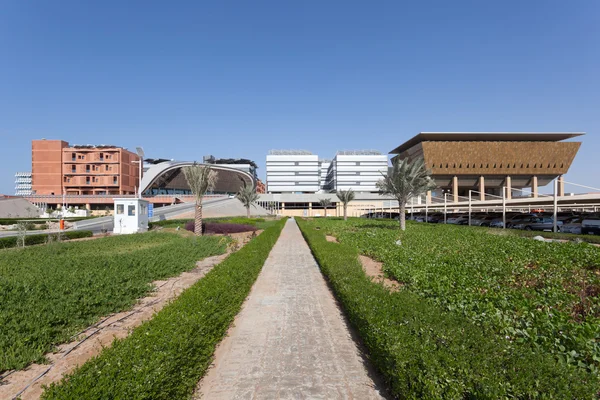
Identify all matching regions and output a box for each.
[444,192,447,224]
[134,147,145,198]
[468,190,472,226]
[502,186,506,229]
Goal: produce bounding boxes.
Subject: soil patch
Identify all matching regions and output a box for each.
[325,235,338,243]
[0,230,259,400]
[359,255,403,292]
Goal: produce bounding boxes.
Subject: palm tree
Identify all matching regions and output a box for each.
[376,157,436,231]
[336,189,355,221]
[319,198,332,217]
[183,163,218,235]
[236,181,259,218]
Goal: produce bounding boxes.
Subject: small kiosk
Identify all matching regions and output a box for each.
[113,198,149,234]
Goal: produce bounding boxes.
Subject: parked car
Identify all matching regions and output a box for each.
[427,213,445,223]
[447,215,468,224]
[472,215,496,227]
[560,217,583,234]
[506,214,538,229]
[582,217,600,235]
[514,216,563,231]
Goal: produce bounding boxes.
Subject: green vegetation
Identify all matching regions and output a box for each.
[0,230,93,249]
[507,228,600,244]
[42,218,287,400]
[298,218,599,398]
[0,217,93,226]
[150,217,276,230]
[0,232,227,372]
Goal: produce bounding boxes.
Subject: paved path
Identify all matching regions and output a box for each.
[196,219,387,399]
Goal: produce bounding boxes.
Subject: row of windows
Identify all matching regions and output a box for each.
[67,164,116,173]
[63,176,118,184]
[431,162,565,169]
[70,152,116,161]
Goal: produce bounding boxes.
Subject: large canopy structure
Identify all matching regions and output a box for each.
[140,161,254,195]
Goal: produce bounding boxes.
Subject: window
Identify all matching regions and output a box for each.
[99,153,104,160]
[86,165,90,172]
[86,177,91,184]
[71,153,76,161]
[106,165,109,171]
[128,205,136,216]
[116,204,124,214]
[71,165,76,173]
[113,177,118,185]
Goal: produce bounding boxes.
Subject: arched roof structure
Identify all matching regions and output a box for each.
[140,161,254,195]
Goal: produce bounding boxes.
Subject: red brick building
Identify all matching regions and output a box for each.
[31,139,140,195]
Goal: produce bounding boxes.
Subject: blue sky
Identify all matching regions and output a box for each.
[1,0,598,194]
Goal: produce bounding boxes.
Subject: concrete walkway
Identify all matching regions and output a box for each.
[195,219,387,399]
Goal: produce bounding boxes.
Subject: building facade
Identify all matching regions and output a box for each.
[31,139,140,195]
[389,132,583,202]
[266,150,319,193]
[14,172,32,195]
[318,160,331,192]
[325,151,388,193]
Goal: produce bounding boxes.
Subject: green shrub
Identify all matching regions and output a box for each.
[0,230,94,249]
[0,232,227,372]
[42,218,287,399]
[297,219,599,399]
[0,217,93,226]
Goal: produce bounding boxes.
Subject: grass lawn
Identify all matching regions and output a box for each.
[0,232,227,373]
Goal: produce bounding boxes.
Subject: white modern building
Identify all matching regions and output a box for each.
[326,151,388,193]
[318,160,331,192]
[14,172,32,195]
[266,150,319,193]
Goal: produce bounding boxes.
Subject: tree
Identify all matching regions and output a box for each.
[236,181,259,218]
[376,157,436,231]
[183,164,218,236]
[336,189,355,221]
[319,198,332,217]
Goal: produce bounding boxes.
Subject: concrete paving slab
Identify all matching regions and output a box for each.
[195,218,387,399]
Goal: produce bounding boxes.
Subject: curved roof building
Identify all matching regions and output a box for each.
[140,161,254,195]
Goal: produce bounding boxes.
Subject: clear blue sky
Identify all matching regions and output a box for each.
[1,0,598,194]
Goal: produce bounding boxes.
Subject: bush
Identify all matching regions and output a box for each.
[297,219,599,399]
[42,219,287,399]
[184,221,257,235]
[0,217,93,226]
[0,230,94,249]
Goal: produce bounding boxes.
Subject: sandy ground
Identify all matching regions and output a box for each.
[195,220,387,399]
[326,235,402,292]
[0,231,257,400]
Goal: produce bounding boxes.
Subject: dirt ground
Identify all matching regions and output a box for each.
[0,230,258,400]
[325,235,402,292]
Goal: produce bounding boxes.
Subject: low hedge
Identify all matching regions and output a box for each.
[0,217,92,226]
[297,219,599,399]
[42,218,287,399]
[184,221,257,234]
[0,230,94,249]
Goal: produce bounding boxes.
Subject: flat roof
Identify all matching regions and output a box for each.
[389,132,584,154]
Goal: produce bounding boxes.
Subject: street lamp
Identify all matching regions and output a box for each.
[133,147,145,198]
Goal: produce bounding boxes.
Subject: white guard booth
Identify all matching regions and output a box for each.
[113,198,149,234]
